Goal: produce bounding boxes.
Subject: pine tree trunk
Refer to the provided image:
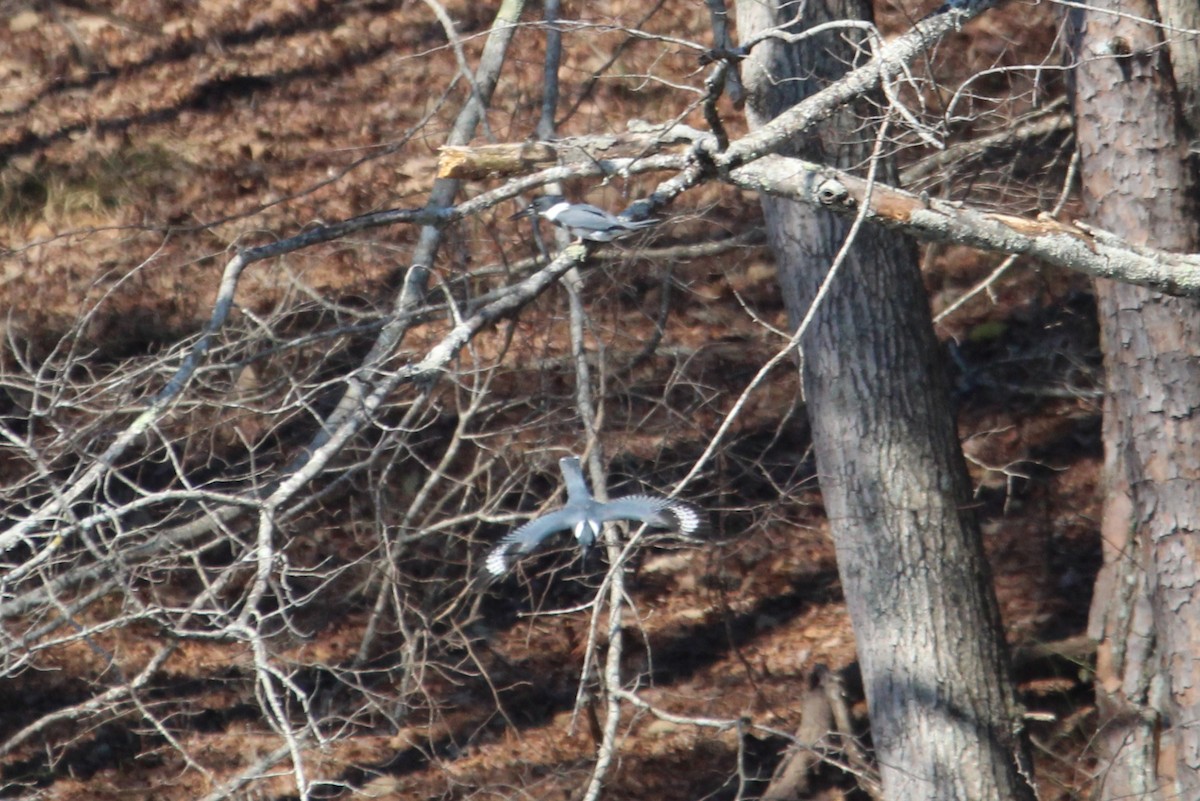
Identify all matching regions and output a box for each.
[1071,1,1200,798]
[735,1,1037,799]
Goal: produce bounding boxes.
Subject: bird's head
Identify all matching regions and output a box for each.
[573,518,602,551]
[510,195,568,221]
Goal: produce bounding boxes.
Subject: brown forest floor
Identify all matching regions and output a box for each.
[0,1,1101,799]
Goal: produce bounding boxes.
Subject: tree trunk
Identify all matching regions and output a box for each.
[1070,2,1200,799]
[735,2,1036,799]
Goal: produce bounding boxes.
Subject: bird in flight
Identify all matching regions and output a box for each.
[485,456,707,576]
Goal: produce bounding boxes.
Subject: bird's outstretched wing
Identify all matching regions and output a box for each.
[558,456,591,504]
[594,495,709,537]
[485,508,576,575]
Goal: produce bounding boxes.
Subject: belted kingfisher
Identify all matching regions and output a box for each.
[923,0,994,18]
[485,456,707,575]
[510,195,660,242]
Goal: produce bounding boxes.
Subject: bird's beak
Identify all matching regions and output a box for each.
[509,206,535,221]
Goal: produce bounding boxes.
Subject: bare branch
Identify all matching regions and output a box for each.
[728,154,1200,296]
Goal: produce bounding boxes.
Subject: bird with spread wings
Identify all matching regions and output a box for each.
[485,456,708,576]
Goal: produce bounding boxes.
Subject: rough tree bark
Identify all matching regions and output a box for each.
[734,2,1037,800]
[1071,1,1200,799]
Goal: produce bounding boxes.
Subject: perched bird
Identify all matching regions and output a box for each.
[923,0,995,18]
[485,456,707,576]
[510,195,660,242]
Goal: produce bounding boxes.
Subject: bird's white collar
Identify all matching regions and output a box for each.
[542,201,572,221]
